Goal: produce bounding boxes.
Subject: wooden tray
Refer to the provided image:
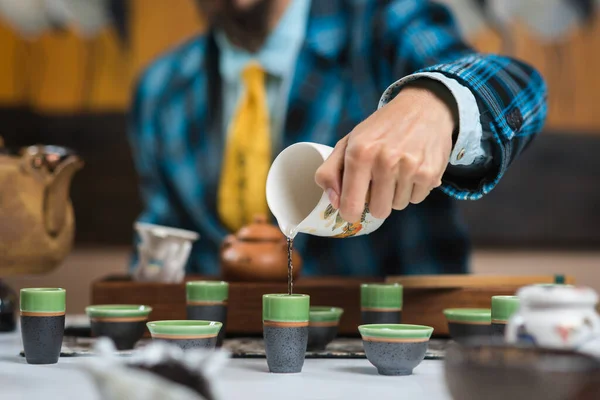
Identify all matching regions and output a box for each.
[91,274,573,337]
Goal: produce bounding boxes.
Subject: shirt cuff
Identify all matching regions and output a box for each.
[378,72,485,166]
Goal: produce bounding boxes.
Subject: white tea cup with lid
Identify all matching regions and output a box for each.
[266,142,385,239]
[505,284,600,351]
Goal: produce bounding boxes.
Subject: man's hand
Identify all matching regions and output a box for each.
[315,80,458,222]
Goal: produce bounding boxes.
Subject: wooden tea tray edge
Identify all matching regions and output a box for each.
[385,274,574,289]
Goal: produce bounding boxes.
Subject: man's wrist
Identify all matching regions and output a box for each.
[397,79,459,144]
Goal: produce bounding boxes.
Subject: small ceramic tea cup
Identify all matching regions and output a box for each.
[86,305,152,350]
[361,283,403,325]
[358,324,434,376]
[186,281,229,347]
[491,296,520,338]
[20,288,66,364]
[133,222,199,283]
[266,142,385,238]
[444,308,491,343]
[263,294,310,373]
[147,320,222,350]
[307,306,344,351]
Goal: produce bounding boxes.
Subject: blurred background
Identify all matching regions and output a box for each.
[1,0,599,313]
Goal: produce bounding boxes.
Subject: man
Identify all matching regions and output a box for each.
[128,0,547,277]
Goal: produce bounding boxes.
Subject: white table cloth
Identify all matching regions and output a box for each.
[0,323,453,400]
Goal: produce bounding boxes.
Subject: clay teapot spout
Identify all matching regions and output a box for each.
[21,145,84,237]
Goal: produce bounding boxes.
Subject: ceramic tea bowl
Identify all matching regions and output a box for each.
[358,324,433,376]
[186,281,229,347]
[444,308,491,343]
[147,320,222,350]
[20,288,66,364]
[307,307,344,351]
[491,296,520,338]
[360,283,403,325]
[263,294,310,373]
[86,305,152,350]
[444,340,600,400]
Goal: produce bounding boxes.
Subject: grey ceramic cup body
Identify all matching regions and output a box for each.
[187,305,227,347]
[491,322,507,338]
[21,315,65,364]
[154,337,218,350]
[263,325,308,373]
[307,326,338,351]
[362,340,429,376]
[361,311,402,325]
[90,320,147,350]
[448,322,492,343]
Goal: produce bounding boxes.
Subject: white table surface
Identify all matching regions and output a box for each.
[0,322,453,400]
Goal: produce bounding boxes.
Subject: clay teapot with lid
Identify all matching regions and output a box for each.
[220,215,302,282]
[0,137,83,276]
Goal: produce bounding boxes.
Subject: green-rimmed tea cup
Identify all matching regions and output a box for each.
[360,283,403,325]
[307,306,344,351]
[147,320,222,350]
[444,308,491,343]
[186,281,229,347]
[86,305,152,350]
[20,288,66,365]
[263,294,310,373]
[358,324,434,376]
[491,296,520,337]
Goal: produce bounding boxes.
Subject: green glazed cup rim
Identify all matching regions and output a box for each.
[186,280,229,302]
[262,293,310,322]
[20,288,66,313]
[360,283,403,309]
[186,281,229,287]
[443,308,491,323]
[309,306,344,322]
[86,304,153,318]
[491,296,521,321]
[263,294,309,298]
[147,320,222,336]
[358,324,434,339]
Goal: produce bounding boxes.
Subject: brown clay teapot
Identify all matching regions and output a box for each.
[0,137,83,276]
[220,215,303,282]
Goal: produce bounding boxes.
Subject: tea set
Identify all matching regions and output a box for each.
[13,141,600,381]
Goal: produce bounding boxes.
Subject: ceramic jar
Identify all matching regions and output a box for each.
[505,285,600,350]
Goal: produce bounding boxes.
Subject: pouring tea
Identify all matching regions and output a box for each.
[266,142,386,240]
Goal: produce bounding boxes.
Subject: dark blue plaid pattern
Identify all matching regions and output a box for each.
[128,0,547,277]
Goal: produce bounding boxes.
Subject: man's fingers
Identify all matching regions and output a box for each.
[392,178,412,210]
[339,143,374,222]
[315,137,348,209]
[369,150,397,219]
[409,183,431,204]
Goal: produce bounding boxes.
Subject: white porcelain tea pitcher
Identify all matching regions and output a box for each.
[266,142,385,239]
[505,284,600,351]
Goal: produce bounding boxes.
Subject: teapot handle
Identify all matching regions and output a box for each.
[505,314,525,344]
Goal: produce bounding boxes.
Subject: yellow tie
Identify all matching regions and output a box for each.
[218,63,271,232]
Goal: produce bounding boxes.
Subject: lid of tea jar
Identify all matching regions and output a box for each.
[517,284,598,306]
[236,215,283,242]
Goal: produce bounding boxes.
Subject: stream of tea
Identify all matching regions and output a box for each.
[286,236,293,295]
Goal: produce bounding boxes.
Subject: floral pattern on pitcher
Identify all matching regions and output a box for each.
[321,203,371,238]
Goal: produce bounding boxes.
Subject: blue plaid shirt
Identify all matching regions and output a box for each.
[128,0,547,277]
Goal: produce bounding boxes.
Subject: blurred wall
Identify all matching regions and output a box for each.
[0,1,598,257]
[0,1,598,131]
[0,0,206,111]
